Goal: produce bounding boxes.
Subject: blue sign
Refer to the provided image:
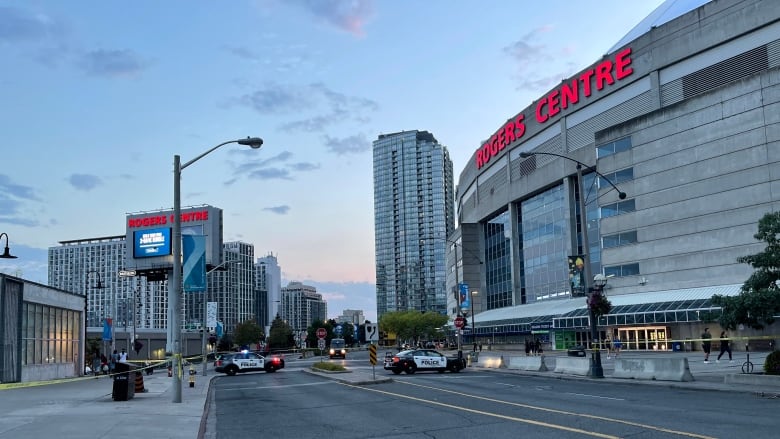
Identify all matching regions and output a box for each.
[335,324,343,335]
[459,283,470,309]
[183,234,206,292]
[133,227,171,258]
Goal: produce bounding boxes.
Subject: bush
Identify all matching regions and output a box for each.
[764,351,780,375]
[312,362,346,372]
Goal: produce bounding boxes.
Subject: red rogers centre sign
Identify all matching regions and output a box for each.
[127,210,210,228]
[475,47,634,170]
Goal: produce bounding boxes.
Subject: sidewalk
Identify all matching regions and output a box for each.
[0,366,214,439]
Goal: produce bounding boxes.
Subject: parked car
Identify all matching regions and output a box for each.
[214,351,285,375]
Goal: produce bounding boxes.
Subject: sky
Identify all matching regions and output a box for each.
[0,0,669,322]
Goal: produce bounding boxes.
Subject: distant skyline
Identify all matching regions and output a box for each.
[0,0,668,322]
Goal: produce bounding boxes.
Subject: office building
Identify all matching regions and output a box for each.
[280,281,327,332]
[255,253,282,335]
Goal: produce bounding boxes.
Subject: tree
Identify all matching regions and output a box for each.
[268,315,294,349]
[379,310,447,346]
[712,212,780,329]
[233,320,264,348]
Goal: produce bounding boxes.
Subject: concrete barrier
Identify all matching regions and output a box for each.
[506,355,548,372]
[477,354,505,368]
[553,357,590,376]
[724,373,780,387]
[612,357,694,382]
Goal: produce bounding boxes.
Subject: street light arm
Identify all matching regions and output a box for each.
[519,151,627,200]
[181,137,263,170]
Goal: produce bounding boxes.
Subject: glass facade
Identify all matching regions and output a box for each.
[373,131,454,319]
[22,303,80,365]
[484,211,512,310]
[520,185,570,302]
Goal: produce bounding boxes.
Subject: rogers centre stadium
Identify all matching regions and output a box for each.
[455,0,780,352]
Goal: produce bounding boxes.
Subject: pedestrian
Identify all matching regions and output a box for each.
[119,348,128,363]
[525,338,531,356]
[92,352,101,378]
[605,334,613,359]
[100,353,108,374]
[702,327,712,363]
[717,331,733,363]
[535,338,542,356]
[473,342,478,352]
[110,349,119,374]
[612,336,622,357]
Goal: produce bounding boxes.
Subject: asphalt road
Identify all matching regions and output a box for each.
[209,352,779,438]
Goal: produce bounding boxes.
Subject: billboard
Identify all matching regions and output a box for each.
[132,227,172,258]
[125,205,223,273]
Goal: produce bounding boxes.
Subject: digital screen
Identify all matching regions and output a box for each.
[133,227,172,258]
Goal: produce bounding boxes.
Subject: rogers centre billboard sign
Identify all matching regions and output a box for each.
[475,47,634,170]
[124,205,223,272]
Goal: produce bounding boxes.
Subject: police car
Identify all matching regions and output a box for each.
[383,349,465,374]
[214,351,285,375]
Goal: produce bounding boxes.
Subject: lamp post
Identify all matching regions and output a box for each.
[170,137,263,403]
[520,151,626,379]
[0,233,18,259]
[85,271,104,374]
[470,290,477,346]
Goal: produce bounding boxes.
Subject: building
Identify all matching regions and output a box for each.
[373,130,455,320]
[280,281,327,332]
[48,234,257,359]
[454,0,780,351]
[337,309,366,325]
[0,274,84,383]
[255,253,282,335]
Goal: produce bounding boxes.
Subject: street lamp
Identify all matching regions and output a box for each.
[520,151,626,379]
[470,290,477,346]
[85,271,104,374]
[0,233,18,259]
[170,136,263,403]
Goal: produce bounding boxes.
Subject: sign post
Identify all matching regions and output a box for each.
[317,328,326,360]
[368,343,377,381]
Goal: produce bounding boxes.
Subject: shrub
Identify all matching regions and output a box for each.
[764,351,780,375]
[312,362,346,372]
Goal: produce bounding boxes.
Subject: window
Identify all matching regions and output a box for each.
[602,231,638,248]
[599,167,633,187]
[601,199,635,218]
[604,263,640,277]
[597,137,632,158]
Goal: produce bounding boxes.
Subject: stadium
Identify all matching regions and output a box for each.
[455,0,780,352]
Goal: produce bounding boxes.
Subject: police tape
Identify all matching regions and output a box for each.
[0,359,169,391]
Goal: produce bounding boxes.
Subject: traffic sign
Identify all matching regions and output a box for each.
[454,316,465,329]
[365,323,378,342]
[317,339,326,350]
[118,270,136,277]
[317,328,327,339]
[368,344,377,365]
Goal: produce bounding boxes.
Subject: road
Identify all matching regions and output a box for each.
[209,351,779,438]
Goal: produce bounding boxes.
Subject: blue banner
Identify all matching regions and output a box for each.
[102,318,112,341]
[459,283,470,309]
[183,234,206,292]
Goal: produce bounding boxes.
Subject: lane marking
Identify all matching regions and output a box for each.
[390,380,715,439]
[565,392,624,401]
[340,382,617,438]
[218,381,332,391]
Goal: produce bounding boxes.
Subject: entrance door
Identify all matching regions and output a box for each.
[617,327,669,351]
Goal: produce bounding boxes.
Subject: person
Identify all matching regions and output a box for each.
[613,335,622,357]
[479,343,483,352]
[92,352,101,378]
[605,334,613,359]
[702,327,712,363]
[717,331,733,363]
[536,338,543,355]
[100,353,108,374]
[119,348,128,363]
[473,342,478,352]
[525,339,531,356]
[110,349,119,374]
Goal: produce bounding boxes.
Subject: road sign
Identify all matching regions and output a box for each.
[368,344,377,365]
[454,316,465,329]
[335,324,343,335]
[118,270,136,277]
[365,323,378,342]
[317,339,326,350]
[317,328,327,339]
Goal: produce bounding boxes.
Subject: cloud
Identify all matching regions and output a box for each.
[0,174,41,201]
[503,26,577,91]
[226,150,319,184]
[78,49,149,78]
[287,0,375,36]
[236,82,378,132]
[248,167,293,180]
[263,205,290,215]
[323,134,370,155]
[68,174,103,191]
[0,6,62,43]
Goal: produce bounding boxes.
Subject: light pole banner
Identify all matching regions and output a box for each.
[459,283,470,309]
[183,234,206,292]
